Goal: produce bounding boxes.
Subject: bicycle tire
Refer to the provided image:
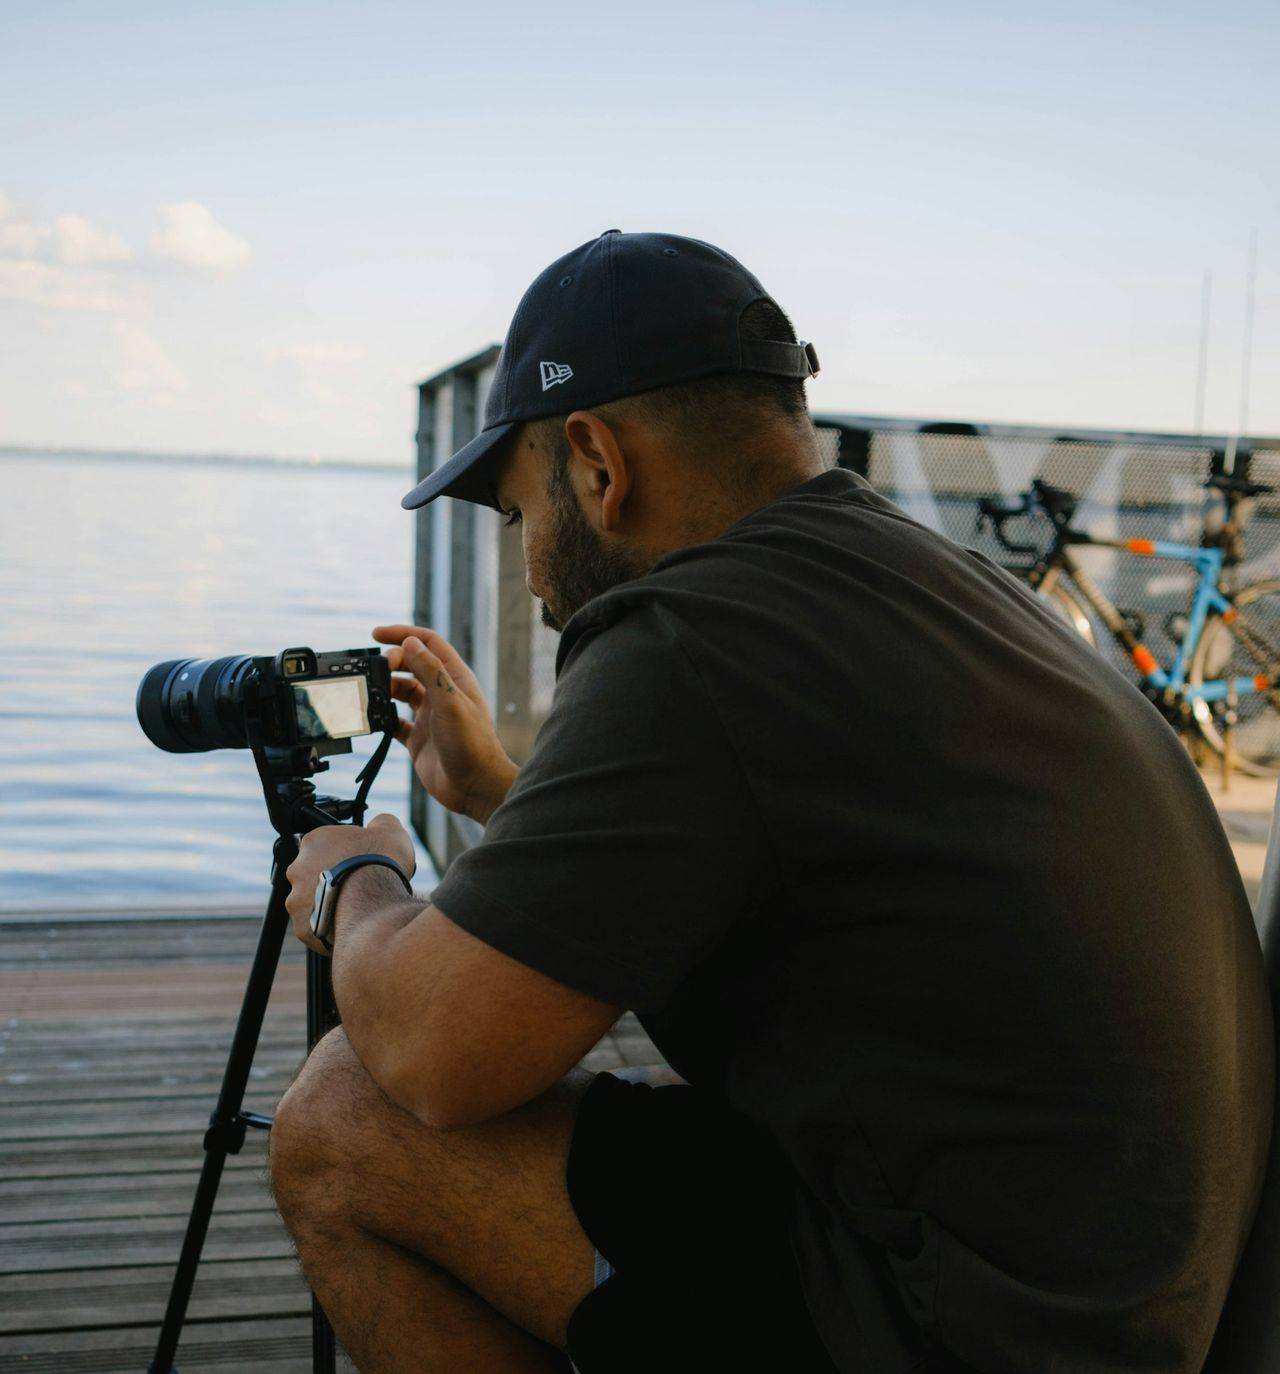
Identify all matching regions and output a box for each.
[1041,581,1096,646]
[1027,566,1093,645]
[1188,577,1280,776]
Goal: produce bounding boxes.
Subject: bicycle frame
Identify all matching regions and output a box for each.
[1041,536,1270,705]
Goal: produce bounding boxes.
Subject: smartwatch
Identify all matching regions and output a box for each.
[308,853,414,951]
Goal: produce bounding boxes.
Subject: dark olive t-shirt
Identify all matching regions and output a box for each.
[429,465,1274,1373]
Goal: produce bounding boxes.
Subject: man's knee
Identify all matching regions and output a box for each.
[268,1025,367,1218]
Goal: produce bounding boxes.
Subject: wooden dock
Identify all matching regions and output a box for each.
[1,767,1273,1371]
[0,909,659,1372]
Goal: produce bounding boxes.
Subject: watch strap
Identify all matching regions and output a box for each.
[326,853,414,893]
[311,853,413,948]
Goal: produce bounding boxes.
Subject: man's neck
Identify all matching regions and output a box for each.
[703,447,830,541]
[651,419,828,550]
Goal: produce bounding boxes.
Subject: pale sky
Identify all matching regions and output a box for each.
[2,0,1277,463]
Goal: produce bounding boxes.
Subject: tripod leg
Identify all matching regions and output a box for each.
[312,1291,339,1374]
[307,948,342,1374]
[148,836,298,1374]
[307,946,341,1046]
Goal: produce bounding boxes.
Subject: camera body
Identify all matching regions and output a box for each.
[137,645,397,756]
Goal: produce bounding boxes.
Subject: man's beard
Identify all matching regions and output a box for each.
[538,474,653,633]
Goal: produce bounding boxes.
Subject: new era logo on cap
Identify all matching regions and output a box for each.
[540,360,574,391]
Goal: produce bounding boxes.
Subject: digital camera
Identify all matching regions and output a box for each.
[136,646,397,757]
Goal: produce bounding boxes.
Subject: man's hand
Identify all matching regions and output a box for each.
[284,813,417,957]
[372,623,519,824]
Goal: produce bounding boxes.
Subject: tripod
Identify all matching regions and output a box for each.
[148,730,394,1374]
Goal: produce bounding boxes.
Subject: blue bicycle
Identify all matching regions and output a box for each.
[977,472,1280,776]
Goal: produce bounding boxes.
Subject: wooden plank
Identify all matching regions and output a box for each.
[0,966,307,1020]
[2,1029,302,1058]
[1,1167,275,1224]
[2,1075,297,1107]
[0,1209,294,1275]
[0,904,264,924]
[2,1063,299,1105]
[0,1315,357,1373]
[0,1089,281,1140]
[0,1028,305,1062]
[0,927,300,970]
[0,1132,269,1180]
[1,1010,301,1037]
[0,1257,309,1337]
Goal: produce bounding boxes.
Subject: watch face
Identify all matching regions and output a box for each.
[310,872,332,935]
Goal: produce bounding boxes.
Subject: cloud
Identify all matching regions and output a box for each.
[2,197,130,264]
[151,201,251,274]
[0,259,137,313]
[55,214,130,265]
[0,193,51,256]
[0,196,133,306]
[114,320,188,394]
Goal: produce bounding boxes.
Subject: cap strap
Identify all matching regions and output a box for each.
[739,338,820,379]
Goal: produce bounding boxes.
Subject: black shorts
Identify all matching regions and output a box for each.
[563,1070,841,1374]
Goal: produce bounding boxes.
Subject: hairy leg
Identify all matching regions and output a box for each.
[267,1026,602,1373]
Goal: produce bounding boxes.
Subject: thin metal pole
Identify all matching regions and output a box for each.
[1226,229,1260,475]
[1194,269,1212,436]
[1237,228,1259,442]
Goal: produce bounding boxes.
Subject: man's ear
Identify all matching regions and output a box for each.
[564,410,632,533]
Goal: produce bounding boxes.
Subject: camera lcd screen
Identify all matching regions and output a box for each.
[291,675,370,742]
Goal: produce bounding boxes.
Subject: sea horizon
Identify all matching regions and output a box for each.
[0,441,413,475]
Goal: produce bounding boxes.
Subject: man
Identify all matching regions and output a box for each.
[271,230,1274,1373]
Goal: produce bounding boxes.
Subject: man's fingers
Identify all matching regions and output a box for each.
[402,636,461,699]
[374,624,448,664]
[372,624,482,698]
[389,674,425,708]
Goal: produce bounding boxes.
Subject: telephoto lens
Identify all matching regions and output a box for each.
[136,656,257,753]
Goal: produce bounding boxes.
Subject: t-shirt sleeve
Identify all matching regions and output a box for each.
[426,601,775,1015]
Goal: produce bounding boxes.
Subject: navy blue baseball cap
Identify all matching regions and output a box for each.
[400,229,819,512]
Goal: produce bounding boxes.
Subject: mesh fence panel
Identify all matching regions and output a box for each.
[858,429,1280,681]
[815,424,840,469]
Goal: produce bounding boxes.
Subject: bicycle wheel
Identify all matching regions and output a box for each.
[1188,577,1280,775]
[1041,582,1096,646]
[1033,568,1096,645]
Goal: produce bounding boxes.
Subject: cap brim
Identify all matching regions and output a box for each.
[400,420,518,511]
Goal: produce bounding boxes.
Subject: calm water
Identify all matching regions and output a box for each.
[0,451,442,911]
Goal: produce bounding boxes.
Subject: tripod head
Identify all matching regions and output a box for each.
[252,729,395,839]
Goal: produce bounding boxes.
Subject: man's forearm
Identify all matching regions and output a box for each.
[328,863,430,1094]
